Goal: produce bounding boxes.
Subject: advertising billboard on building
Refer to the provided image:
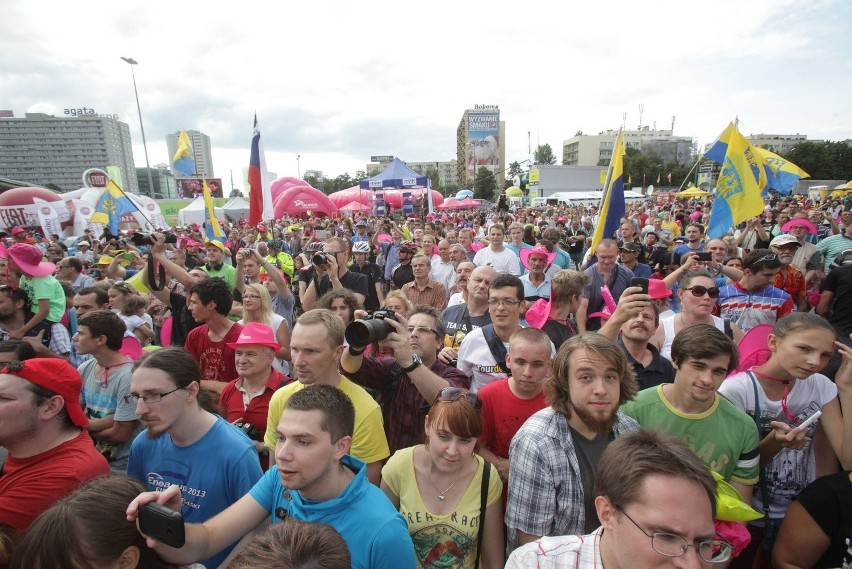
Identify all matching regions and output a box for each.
[466,110,500,180]
[176,178,224,199]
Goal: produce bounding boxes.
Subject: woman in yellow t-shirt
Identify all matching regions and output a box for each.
[381,388,504,569]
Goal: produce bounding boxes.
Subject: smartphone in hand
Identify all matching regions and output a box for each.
[138,502,185,548]
[696,252,713,262]
[629,277,649,294]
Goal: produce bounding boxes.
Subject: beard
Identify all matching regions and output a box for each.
[571,401,616,435]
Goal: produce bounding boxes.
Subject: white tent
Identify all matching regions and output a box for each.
[178,197,224,227]
[221,196,250,221]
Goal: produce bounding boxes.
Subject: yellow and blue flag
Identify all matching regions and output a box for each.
[704,122,766,239]
[590,129,626,255]
[172,129,195,177]
[90,179,138,236]
[202,179,225,243]
[754,147,809,195]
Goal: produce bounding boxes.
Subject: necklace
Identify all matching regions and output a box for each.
[424,449,467,501]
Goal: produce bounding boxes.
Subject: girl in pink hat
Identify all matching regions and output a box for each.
[6,243,65,344]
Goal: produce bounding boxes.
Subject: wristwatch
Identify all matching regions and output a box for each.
[400,354,422,373]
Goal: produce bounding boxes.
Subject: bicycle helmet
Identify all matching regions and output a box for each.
[352,241,371,254]
[399,240,418,254]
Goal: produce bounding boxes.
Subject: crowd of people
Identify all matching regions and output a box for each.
[0,190,850,569]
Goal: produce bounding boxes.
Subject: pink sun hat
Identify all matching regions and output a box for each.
[648,278,672,299]
[226,321,281,351]
[781,218,817,235]
[7,243,56,277]
[519,245,557,271]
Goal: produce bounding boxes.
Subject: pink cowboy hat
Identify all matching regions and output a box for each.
[519,245,557,271]
[226,321,281,351]
[781,218,817,235]
[648,278,672,299]
[7,243,55,277]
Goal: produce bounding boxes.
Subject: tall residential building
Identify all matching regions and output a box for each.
[165,130,214,177]
[562,128,695,167]
[366,158,459,189]
[0,112,138,192]
[456,106,506,189]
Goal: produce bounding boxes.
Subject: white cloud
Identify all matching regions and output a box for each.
[0,0,849,190]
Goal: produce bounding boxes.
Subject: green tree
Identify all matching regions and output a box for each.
[784,141,852,180]
[229,188,243,197]
[474,168,497,201]
[506,161,524,180]
[534,143,557,165]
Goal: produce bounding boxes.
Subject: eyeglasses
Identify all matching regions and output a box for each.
[407,326,440,338]
[434,387,482,411]
[123,386,183,405]
[685,285,720,299]
[487,298,521,307]
[617,507,732,563]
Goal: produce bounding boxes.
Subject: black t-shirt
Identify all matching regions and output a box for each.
[316,270,369,300]
[564,229,587,255]
[795,471,852,569]
[168,291,200,347]
[569,426,610,533]
[392,263,414,290]
[821,265,852,337]
[541,318,577,351]
[440,303,491,350]
[351,262,384,311]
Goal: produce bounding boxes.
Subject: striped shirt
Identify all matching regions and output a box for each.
[717,282,794,333]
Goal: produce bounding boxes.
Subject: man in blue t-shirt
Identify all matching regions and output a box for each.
[128,384,416,569]
[126,348,263,569]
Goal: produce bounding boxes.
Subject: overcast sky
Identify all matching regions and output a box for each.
[2,0,850,191]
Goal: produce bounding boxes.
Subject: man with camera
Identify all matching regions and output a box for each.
[340,305,470,454]
[301,237,368,311]
[264,309,389,485]
[219,322,290,470]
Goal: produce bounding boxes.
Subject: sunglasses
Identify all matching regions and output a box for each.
[434,387,482,411]
[685,285,720,299]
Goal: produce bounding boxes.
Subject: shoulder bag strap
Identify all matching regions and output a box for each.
[482,324,510,377]
[474,459,491,569]
[747,372,773,527]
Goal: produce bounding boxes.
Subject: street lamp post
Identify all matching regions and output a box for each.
[120,57,155,196]
[296,155,301,179]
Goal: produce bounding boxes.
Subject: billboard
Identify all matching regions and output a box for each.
[176,178,224,199]
[466,110,500,181]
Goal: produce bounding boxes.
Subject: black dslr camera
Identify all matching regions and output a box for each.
[312,252,331,266]
[345,309,397,349]
[130,232,178,247]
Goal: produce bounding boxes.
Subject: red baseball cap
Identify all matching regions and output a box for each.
[0,359,88,427]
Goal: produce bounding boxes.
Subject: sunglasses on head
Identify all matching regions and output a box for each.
[433,387,482,411]
[685,285,720,299]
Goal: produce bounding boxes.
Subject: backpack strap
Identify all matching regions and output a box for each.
[474,459,491,569]
[481,324,510,377]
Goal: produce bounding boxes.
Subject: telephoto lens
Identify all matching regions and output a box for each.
[344,310,396,348]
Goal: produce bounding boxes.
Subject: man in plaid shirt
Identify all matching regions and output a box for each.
[506,334,639,552]
[506,430,729,568]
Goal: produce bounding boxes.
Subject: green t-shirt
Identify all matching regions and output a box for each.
[201,263,236,290]
[620,385,760,485]
[20,274,66,322]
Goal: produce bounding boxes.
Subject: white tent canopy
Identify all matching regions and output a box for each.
[178,197,224,227]
[221,196,250,221]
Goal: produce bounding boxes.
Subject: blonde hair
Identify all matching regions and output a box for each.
[243,283,274,328]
